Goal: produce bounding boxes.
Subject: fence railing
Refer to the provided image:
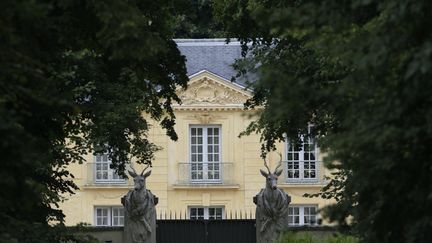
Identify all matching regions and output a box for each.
[279,161,328,185]
[176,162,236,185]
[155,209,256,220]
[85,163,133,186]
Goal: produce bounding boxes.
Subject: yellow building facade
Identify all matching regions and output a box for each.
[60,39,334,227]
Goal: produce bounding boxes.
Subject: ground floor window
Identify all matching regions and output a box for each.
[288,205,318,226]
[189,206,224,220]
[94,206,124,226]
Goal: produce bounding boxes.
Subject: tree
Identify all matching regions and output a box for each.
[214,0,432,242]
[0,0,188,241]
[173,0,225,38]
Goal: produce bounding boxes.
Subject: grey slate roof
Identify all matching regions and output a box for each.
[175,39,246,87]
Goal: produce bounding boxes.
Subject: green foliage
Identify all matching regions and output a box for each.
[0,0,187,241]
[1,223,99,243]
[277,231,358,243]
[215,0,432,242]
[173,0,225,38]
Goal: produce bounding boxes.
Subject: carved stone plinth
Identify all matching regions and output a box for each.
[254,190,290,243]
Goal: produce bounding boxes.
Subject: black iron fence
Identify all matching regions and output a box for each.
[74,223,336,243]
[156,219,256,243]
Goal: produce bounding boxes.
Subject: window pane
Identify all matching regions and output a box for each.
[310,171,316,178]
[288,153,293,160]
[310,153,315,160]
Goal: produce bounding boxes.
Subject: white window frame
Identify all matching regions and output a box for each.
[95,207,110,226]
[112,207,125,226]
[285,133,318,182]
[188,206,225,220]
[189,125,222,183]
[94,206,124,226]
[94,153,125,183]
[288,205,318,226]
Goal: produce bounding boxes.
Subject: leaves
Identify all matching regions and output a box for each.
[215,0,432,241]
[0,0,187,241]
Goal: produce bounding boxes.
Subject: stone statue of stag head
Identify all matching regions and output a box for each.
[260,155,283,190]
[128,164,151,191]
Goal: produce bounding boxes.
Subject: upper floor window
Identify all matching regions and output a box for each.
[285,134,318,181]
[288,205,318,226]
[189,206,224,220]
[95,206,124,226]
[189,125,221,182]
[95,154,124,183]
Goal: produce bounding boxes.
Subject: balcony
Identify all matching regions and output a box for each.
[278,161,328,186]
[84,163,133,188]
[173,162,239,189]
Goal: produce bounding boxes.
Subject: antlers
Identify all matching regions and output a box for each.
[263,153,283,174]
[274,153,283,173]
[129,163,151,177]
[263,158,271,174]
[140,164,150,176]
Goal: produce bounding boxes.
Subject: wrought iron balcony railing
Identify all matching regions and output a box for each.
[85,162,132,186]
[176,162,235,185]
[279,161,327,185]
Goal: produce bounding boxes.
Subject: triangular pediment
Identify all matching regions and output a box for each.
[174,70,252,110]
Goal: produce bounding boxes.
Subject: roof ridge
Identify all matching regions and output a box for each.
[175,39,241,46]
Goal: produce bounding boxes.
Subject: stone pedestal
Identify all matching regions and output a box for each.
[122,189,158,243]
[254,189,291,243]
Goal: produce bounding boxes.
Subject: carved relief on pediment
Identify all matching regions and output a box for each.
[178,77,249,106]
